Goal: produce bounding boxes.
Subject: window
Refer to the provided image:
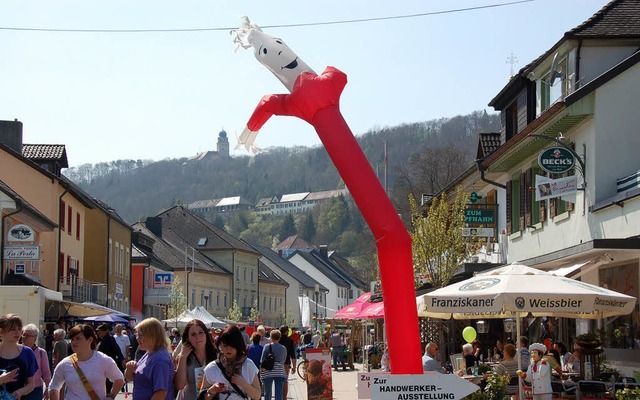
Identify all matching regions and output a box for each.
[263,296,266,310]
[224,292,228,308]
[108,240,112,273]
[250,269,254,283]
[76,212,80,240]
[216,292,220,307]
[236,267,239,282]
[59,252,65,278]
[67,205,72,235]
[120,246,125,277]
[191,289,196,307]
[197,237,207,246]
[60,201,66,230]
[125,249,130,279]
[506,173,521,234]
[243,268,247,282]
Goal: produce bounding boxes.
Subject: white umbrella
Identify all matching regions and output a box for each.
[416,262,637,399]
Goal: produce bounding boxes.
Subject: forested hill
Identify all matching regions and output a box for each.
[64,110,500,223]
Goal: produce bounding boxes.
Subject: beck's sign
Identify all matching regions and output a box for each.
[538,147,575,174]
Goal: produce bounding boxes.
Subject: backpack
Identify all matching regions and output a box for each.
[261,344,275,370]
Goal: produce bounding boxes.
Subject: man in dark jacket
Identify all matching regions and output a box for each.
[279,325,297,400]
[96,323,125,392]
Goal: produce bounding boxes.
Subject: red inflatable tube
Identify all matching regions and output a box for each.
[244,67,422,374]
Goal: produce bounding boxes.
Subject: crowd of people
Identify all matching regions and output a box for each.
[419,333,589,400]
[1,312,335,400]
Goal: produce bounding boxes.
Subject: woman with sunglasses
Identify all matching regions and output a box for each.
[0,314,36,400]
[49,324,124,400]
[21,324,51,400]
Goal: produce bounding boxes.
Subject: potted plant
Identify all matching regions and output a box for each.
[615,386,640,400]
[483,373,508,400]
[576,332,602,349]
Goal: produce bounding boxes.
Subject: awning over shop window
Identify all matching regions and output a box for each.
[550,262,589,277]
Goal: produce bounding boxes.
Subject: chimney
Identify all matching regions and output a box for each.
[277,249,283,257]
[146,217,162,238]
[0,119,23,154]
[319,245,328,259]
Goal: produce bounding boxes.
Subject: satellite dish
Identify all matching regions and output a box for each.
[546,52,562,86]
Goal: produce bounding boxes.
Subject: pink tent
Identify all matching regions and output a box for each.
[334,292,372,320]
[355,301,385,319]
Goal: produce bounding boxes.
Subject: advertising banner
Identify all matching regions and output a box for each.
[305,348,333,400]
[370,373,479,400]
[535,175,578,201]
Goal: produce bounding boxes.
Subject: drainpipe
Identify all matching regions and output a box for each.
[576,39,583,90]
[231,250,236,306]
[56,189,69,292]
[105,214,111,307]
[1,205,23,285]
[476,160,506,190]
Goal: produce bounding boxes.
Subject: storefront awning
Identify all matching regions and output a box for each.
[549,262,589,277]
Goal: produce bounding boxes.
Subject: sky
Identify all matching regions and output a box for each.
[0,0,609,167]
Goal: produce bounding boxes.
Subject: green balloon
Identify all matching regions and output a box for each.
[462,326,477,343]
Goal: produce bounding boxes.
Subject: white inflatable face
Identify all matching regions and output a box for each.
[233,17,314,92]
[251,32,314,92]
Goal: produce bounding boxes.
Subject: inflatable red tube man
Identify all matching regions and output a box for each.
[233,17,422,374]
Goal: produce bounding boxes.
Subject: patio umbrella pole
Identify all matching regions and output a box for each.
[517,314,522,400]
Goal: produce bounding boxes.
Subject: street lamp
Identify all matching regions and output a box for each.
[314,284,320,331]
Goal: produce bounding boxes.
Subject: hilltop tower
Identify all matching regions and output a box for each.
[217,129,230,157]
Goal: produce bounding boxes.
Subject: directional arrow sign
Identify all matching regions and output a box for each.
[371,373,479,400]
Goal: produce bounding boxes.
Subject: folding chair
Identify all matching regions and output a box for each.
[506,375,519,397]
[551,380,566,399]
[578,380,612,399]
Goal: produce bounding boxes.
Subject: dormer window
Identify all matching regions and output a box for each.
[197,237,207,246]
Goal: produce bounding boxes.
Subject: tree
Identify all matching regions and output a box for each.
[279,214,296,240]
[410,187,481,289]
[167,276,188,325]
[249,300,259,322]
[212,214,225,230]
[297,214,316,242]
[227,300,242,322]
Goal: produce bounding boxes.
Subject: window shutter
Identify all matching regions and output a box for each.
[540,196,547,223]
[506,180,512,235]
[519,172,526,231]
[525,168,533,227]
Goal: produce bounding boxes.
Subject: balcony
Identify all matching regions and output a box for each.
[59,276,107,304]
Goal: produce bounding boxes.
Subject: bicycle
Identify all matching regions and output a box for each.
[297,359,308,381]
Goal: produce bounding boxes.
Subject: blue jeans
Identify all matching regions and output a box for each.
[262,376,285,400]
[332,347,346,370]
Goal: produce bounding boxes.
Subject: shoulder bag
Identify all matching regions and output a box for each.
[214,360,248,399]
[70,354,101,400]
[260,344,275,371]
[0,369,15,400]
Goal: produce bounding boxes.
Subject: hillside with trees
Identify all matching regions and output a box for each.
[65,110,499,276]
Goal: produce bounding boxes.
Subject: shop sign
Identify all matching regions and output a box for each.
[115,283,123,299]
[371,373,479,400]
[8,224,35,242]
[15,264,26,274]
[464,209,495,224]
[538,147,575,174]
[153,272,173,288]
[3,245,40,261]
[468,192,483,204]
